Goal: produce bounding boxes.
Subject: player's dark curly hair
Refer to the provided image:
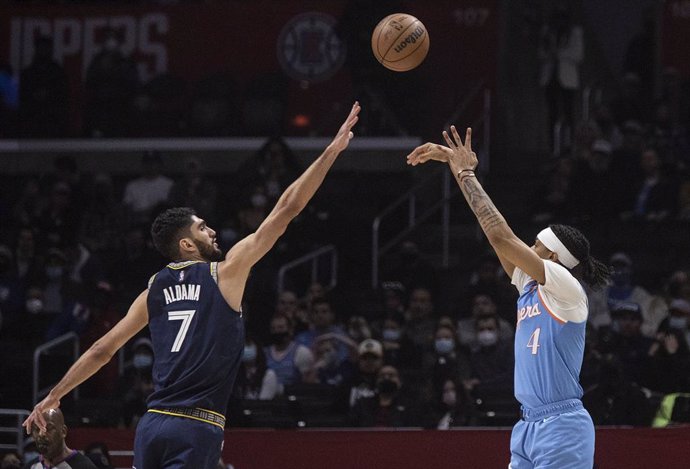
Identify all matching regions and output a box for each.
[151,207,196,261]
[550,224,610,290]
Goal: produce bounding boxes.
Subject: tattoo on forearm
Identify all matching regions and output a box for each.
[460,177,505,233]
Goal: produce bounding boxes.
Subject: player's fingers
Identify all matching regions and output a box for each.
[442,131,454,148]
[22,416,32,433]
[465,128,472,150]
[450,125,463,147]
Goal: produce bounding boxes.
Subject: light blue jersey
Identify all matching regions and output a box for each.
[509,261,594,469]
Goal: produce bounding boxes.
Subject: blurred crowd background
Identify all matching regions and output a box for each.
[1,1,690,467]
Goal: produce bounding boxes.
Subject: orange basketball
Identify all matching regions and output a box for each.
[371,13,429,72]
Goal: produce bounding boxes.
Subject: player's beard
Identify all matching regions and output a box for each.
[193,238,223,262]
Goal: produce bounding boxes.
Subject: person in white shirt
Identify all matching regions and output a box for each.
[123,151,174,222]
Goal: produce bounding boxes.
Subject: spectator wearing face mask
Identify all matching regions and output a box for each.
[464,315,514,398]
[588,252,667,336]
[235,337,281,400]
[379,313,420,369]
[116,338,155,428]
[349,365,422,427]
[264,313,315,386]
[641,305,690,394]
[457,293,514,350]
[657,299,690,346]
[433,377,477,429]
[430,324,470,393]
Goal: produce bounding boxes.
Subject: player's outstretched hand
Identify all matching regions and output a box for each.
[22,394,60,434]
[329,101,360,154]
[406,142,453,166]
[442,126,478,171]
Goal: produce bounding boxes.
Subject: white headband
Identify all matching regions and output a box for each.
[537,228,580,269]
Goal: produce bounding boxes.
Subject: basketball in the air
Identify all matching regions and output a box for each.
[371,13,429,72]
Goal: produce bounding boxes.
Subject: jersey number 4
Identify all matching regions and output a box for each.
[527,327,541,355]
[168,310,196,352]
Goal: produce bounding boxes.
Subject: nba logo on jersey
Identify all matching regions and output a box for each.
[179,271,185,282]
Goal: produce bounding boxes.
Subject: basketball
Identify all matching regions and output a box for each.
[371,13,429,72]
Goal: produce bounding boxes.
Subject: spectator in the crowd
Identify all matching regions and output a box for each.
[122,151,174,224]
[63,241,105,292]
[582,354,653,426]
[38,182,80,248]
[83,442,113,469]
[569,138,616,221]
[379,313,420,370]
[26,408,97,468]
[1,452,21,469]
[642,327,690,394]
[531,157,576,224]
[658,299,690,346]
[38,247,73,315]
[167,158,218,223]
[274,289,309,334]
[49,155,82,196]
[348,339,384,409]
[457,293,514,350]
[349,365,422,427]
[236,185,269,238]
[313,336,356,388]
[430,323,470,393]
[0,245,25,321]
[84,28,139,137]
[666,269,690,303]
[462,255,516,319]
[598,302,655,385]
[404,286,437,366]
[609,119,646,182]
[79,173,127,257]
[12,178,43,228]
[463,315,514,398]
[235,337,281,400]
[346,315,372,344]
[296,297,348,361]
[588,252,668,336]
[538,5,584,154]
[264,313,315,387]
[19,36,68,138]
[619,147,677,222]
[118,337,155,428]
[433,377,476,429]
[111,225,163,308]
[13,227,42,286]
[591,103,623,150]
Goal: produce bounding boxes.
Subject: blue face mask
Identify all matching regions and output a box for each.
[23,451,39,463]
[133,353,153,369]
[243,345,257,362]
[435,338,455,355]
[382,328,401,341]
[45,266,64,280]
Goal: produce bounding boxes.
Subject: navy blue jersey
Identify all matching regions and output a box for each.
[145,260,244,416]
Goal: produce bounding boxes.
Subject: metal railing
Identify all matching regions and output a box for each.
[277,245,337,294]
[0,409,29,455]
[371,88,491,288]
[33,332,80,405]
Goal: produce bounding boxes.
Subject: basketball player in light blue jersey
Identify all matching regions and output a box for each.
[406,126,610,469]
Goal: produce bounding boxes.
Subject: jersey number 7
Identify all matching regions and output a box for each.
[168,310,196,352]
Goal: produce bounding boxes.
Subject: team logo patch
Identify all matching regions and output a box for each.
[277,12,346,84]
[179,271,185,282]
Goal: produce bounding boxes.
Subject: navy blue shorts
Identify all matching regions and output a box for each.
[133,410,224,469]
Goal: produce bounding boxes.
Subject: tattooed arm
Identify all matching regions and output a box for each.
[406,126,546,283]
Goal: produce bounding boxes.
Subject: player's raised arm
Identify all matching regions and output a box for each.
[22,289,150,433]
[217,102,360,309]
[406,126,545,283]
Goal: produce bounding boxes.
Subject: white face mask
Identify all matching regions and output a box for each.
[382,328,401,341]
[442,390,457,407]
[477,330,498,347]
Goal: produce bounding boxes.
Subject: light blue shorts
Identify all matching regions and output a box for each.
[509,401,594,469]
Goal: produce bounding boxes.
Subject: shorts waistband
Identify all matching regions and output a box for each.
[521,399,583,422]
[148,407,226,429]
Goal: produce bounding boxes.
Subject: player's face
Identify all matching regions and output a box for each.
[190,216,223,261]
[532,239,553,261]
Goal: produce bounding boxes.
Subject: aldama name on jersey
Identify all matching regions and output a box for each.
[516,303,542,328]
[164,284,201,305]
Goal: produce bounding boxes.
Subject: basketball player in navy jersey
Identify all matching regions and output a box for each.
[406,126,610,468]
[23,102,361,469]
